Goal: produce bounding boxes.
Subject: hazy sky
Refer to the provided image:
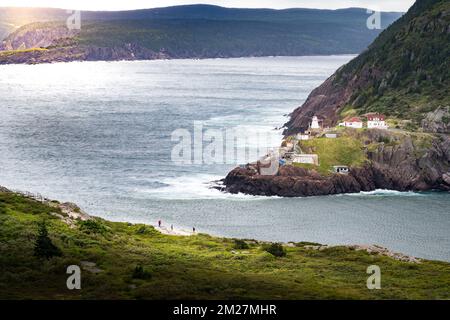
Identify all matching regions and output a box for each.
[1,1,415,12]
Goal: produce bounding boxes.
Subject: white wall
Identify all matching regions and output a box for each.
[368,121,388,129]
[344,122,363,128]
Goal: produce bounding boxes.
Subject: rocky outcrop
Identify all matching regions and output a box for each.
[0,41,170,64]
[0,21,171,64]
[222,132,450,197]
[422,106,450,133]
[0,23,79,51]
[223,166,364,197]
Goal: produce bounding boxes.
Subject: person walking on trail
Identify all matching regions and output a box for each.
[171,224,174,231]
[158,220,161,228]
[193,227,196,233]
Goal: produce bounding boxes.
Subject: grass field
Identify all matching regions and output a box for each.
[297,133,367,175]
[0,191,449,300]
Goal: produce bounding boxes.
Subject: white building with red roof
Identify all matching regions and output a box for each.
[367,113,388,129]
[339,117,363,129]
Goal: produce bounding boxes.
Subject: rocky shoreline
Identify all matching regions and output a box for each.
[221,130,450,197]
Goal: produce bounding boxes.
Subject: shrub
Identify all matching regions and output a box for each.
[294,241,322,247]
[263,243,286,257]
[233,239,249,250]
[135,225,157,235]
[78,219,107,235]
[132,265,152,280]
[377,136,390,144]
[34,221,62,259]
[136,226,147,234]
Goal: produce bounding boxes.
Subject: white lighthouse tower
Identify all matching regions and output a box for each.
[310,116,320,129]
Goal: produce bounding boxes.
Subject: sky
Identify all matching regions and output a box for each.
[0,1,415,12]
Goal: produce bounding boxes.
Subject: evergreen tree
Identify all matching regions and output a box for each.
[34,221,62,259]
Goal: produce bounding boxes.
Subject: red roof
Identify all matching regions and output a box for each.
[345,117,362,123]
[367,113,385,121]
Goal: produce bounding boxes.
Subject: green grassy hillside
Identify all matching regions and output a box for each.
[297,133,367,174]
[284,0,449,135]
[0,190,449,299]
[336,0,450,125]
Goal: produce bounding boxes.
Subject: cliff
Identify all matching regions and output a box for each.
[0,22,79,51]
[0,22,170,64]
[284,0,450,135]
[222,130,450,197]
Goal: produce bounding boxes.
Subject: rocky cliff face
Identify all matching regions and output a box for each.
[0,22,170,64]
[222,131,450,197]
[0,40,170,65]
[422,107,450,134]
[0,23,79,51]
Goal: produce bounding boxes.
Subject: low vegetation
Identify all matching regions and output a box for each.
[233,239,250,250]
[0,48,48,57]
[0,191,449,299]
[297,133,367,174]
[262,243,286,258]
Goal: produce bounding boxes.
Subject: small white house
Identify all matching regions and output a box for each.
[339,117,363,129]
[310,116,321,129]
[332,165,349,174]
[367,114,388,129]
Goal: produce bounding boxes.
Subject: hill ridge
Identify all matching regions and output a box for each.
[284,0,450,134]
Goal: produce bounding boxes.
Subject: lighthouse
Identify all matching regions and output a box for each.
[310,116,320,129]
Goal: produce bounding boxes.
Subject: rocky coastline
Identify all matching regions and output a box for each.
[222,130,450,197]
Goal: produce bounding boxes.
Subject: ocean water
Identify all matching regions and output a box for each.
[0,56,449,261]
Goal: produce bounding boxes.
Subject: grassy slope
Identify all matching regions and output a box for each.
[296,131,367,174]
[0,191,449,300]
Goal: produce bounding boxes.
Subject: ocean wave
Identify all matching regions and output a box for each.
[345,189,425,197]
[133,174,277,200]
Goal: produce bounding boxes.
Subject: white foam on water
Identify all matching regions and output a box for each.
[134,174,275,200]
[346,189,425,197]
